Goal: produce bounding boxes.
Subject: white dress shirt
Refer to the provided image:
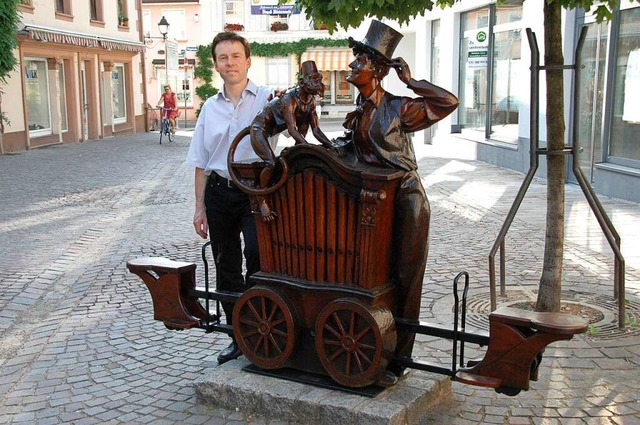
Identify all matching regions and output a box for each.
[186,80,277,179]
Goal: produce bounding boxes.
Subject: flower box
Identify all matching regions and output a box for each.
[224,23,244,32]
[270,22,289,32]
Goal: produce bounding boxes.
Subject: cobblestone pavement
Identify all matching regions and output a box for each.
[0,128,638,424]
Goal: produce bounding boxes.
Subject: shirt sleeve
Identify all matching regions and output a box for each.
[400,78,460,133]
[186,101,210,169]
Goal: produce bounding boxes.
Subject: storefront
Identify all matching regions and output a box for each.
[1,24,145,153]
[423,0,640,203]
[301,48,355,118]
[573,4,640,201]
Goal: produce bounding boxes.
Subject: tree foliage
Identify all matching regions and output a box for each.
[250,37,348,63]
[294,0,620,32]
[194,45,218,117]
[0,0,20,84]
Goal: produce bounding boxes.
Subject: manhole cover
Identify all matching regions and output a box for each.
[458,290,640,341]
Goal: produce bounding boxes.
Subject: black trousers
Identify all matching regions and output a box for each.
[205,173,259,327]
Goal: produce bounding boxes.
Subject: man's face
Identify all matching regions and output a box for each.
[346,54,376,88]
[303,72,325,96]
[213,40,251,85]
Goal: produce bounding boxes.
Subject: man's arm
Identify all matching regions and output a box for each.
[390,57,459,131]
[193,167,208,239]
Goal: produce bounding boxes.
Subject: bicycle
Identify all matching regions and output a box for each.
[158,107,175,144]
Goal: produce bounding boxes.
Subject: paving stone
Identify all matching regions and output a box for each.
[1,129,639,424]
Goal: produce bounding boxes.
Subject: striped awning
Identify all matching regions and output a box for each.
[301,49,352,71]
[23,25,145,53]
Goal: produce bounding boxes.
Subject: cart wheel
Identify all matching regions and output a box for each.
[315,298,396,387]
[232,286,297,369]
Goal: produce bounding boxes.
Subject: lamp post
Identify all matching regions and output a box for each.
[158,16,170,85]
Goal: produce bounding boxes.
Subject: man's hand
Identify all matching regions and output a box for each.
[193,208,208,239]
[390,57,412,84]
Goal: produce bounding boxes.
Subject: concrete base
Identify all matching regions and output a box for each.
[194,358,452,425]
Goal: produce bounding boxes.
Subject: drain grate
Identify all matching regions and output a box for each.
[458,290,640,341]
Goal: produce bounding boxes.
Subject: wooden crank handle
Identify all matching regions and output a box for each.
[227,127,289,196]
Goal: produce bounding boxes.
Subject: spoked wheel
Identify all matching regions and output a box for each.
[315,298,396,387]
[159,121,165,144]
[168,124,175,142]
[232,286,297,369]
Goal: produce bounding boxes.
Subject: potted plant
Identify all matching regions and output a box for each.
[270,21,288,32]
[224,23,244,32]
[121,16,129,27]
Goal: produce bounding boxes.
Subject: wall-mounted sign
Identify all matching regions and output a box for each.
[468,30,488,68]
[250,0,300,15]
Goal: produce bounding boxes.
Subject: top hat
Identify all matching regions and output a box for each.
[300,60,319,76]
[348,20,403,62]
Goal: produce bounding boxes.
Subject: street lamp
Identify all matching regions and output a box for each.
[158,16,169,41]
[157,16,170,85]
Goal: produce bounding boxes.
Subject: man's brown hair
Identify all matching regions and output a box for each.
[211,32,251,62]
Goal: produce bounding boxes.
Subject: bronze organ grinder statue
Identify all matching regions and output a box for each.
[127,20,588,395]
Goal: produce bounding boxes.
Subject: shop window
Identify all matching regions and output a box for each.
[335,71,354,104]
[112,64,127,124]
[320,70,332,102]
[25,59,51,136]
[459,7,490,132]
[574,21,607,183]
[457,1,523,141]
[25,59,68,136]
[609,7,640,164]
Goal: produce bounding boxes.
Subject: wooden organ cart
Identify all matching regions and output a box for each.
[127,142,589,395]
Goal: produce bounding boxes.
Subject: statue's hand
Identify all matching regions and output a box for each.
[259,199,277,222]
[390,57,411,84]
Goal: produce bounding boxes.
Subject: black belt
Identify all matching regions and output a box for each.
[210,172,239,190]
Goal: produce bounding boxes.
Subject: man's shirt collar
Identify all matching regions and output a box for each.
[217,79,258,101]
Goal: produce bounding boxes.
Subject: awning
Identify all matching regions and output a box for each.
[21,24,145,53]
[301,49,353,71]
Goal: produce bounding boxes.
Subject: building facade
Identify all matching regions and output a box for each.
[405,0,640,203]
[141,0,358,124]
[1,0,146,153]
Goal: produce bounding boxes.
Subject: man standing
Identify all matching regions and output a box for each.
[186,32,277,364]
[341,20,459,382]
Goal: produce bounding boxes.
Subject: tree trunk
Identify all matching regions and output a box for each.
[536,1,565,312]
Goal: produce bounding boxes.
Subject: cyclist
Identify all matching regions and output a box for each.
[157,84,178,133]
